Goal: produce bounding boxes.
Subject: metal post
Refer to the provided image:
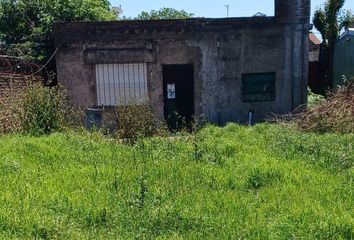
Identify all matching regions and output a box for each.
[224,5,229,18]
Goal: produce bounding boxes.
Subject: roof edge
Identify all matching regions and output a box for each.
[53,16,276,26]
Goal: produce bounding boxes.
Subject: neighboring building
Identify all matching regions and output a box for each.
[333,29,354,87]
[53,0,310,126]
[309,33,320,62]
[308,32,321,92]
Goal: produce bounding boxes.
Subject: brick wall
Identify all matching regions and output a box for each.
[275,0,311,23]
[0,74,40,133]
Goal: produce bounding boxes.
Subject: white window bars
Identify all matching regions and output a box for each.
[95,63,148,106]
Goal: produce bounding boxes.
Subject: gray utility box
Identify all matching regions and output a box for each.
[85,108,103,129]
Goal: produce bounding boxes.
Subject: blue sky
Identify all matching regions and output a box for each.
[110,0,354,20]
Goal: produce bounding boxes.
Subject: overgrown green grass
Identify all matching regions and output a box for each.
[0,124,353,239]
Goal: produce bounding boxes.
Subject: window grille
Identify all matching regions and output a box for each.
[241,72,275,102]
[95,63,148,106]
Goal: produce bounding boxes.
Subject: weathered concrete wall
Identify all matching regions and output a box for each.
[56,46,96,108]
[275,0,310,109]
[54,1,310,123]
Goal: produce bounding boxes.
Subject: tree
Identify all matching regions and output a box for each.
[135,7,194,20]
[313,0,353,89]
[0,0,116,63]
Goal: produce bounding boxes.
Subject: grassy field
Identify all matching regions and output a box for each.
[0,123,353,239]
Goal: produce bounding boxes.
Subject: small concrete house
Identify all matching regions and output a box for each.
[53,0,310,126]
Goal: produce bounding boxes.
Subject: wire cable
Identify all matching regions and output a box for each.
[28,47,59,77]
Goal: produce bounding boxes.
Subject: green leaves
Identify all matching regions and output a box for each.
[313,9,327,42]
[307,87,325,108]
[312,0,353,89]
[313,0,353,45]
[136,7,194,20]
[0,0,116,63]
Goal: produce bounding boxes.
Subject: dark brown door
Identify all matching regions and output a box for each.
[163,64,194,130]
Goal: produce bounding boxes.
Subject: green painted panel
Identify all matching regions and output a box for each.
[242,72,275,102]
[333,34,354,86]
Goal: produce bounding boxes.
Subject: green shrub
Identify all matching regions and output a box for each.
[19,83,77,135]
[307,87,325,108]
[115,100,166,143]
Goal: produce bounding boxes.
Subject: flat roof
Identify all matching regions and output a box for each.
[53,17,280,44]
[54,16,275,27]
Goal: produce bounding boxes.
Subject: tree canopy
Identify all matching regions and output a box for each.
[313,0,353,45]
[0,0,116,63]
[135,7,194,20]
[312,0,353,89]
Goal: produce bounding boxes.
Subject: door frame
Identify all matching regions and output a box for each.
[162,64,195,129]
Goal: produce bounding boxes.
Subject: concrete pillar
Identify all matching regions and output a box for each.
[275,0,311,109]
[275,0,311,24]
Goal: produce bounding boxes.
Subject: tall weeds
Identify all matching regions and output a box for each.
[20,83,81,135]
[1,80,80,135]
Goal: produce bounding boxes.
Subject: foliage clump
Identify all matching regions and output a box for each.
[19,83,80,135]
[313,0,353,45]
[0,81,81,135]
[20,84,69,135]
[312,0,353,89]
[0,0,116,63]
[297,80,354,133]
[135,7,194,20]
[115,101,166,143]
[307,88,326,108]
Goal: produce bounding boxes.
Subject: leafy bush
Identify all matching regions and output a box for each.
[307,87,325,108]
[19,83,78,135]
[115,101,166,143]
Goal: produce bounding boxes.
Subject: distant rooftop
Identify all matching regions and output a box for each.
[309,32,321,45]
[339,28,354,40]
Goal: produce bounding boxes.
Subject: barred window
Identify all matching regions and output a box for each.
[95,63,148,106]
[242,72,275,102]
